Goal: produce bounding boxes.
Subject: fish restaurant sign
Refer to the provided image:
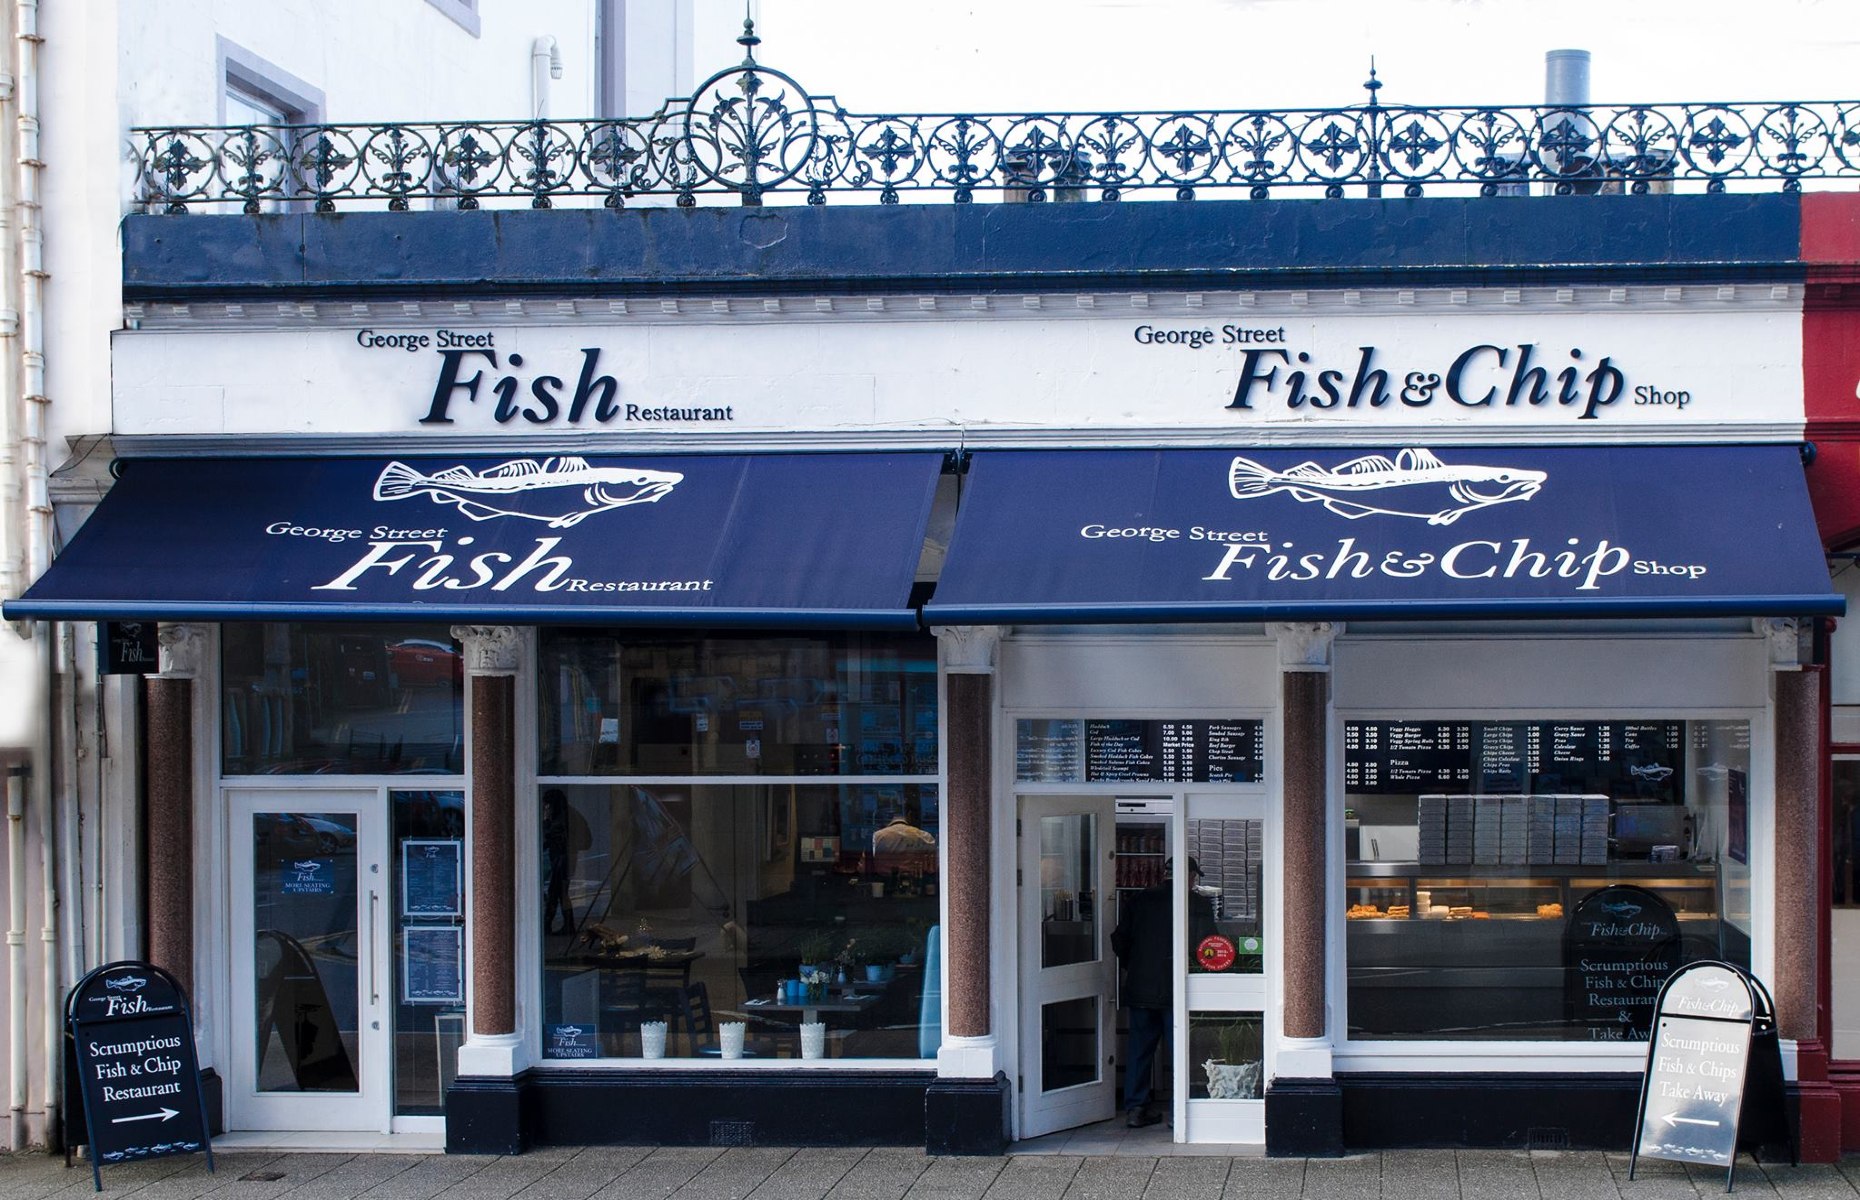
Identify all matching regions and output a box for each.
[9,453,943,627]
[109,306,1801,439]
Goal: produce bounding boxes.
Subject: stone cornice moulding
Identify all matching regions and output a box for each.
[123,283,1804,333]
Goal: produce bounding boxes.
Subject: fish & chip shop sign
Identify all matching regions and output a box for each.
[110,305,1802,439]
[925,443,1838,623]
[65,961,213,1191]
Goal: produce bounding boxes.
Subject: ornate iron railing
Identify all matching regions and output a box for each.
[133,24,1860,213]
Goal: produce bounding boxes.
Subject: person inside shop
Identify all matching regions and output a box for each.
[1112,856,1216,1128]
[541,788,591,936]
[872,803,937,856]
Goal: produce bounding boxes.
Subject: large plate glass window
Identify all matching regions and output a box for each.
[1343,718,1752,1042]
[537,630,940,1063]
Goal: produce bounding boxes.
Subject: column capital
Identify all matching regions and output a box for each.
[1758,617,1806,670]
[1269,622,1340,671]
[934,625,1002,675]
[452,625,523,674]
[156,622,209,678]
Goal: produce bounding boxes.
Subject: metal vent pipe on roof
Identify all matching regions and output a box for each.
[1545,48,1592,107]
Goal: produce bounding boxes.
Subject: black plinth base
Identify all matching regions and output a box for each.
[1266,1077,1344,1157]
[446,1075,527,1155]
[925,1074,1011,1155]
[1338,1073,1642,1149]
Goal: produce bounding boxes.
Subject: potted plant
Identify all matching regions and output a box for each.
[1201,1019,1262,1100]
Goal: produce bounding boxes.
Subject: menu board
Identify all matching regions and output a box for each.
[401,839,462,918]
[1016,719,1264,784]
[402,925,464,1005]
[1345,720,1685,798]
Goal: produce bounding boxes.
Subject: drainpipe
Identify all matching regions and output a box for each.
[16,0,55,1148]
[16,0,43,589]
[6,764,24,1151]
[530,35,562,120]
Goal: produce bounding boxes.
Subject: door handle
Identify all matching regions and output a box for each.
[367,890,380,1005]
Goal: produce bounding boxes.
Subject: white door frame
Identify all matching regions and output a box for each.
[1016,793,1118,1139]
[1175,790,1269,1144]
[225,787,391,1133]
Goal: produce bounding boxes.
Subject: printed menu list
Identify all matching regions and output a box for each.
[1345,720,1685,797]
[1015,719,1265,784]
[1087,720,1265,783]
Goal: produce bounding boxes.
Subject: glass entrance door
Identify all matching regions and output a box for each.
[227,790,390,1131]
[1017,795,1117,1138]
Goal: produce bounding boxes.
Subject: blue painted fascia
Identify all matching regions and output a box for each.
[122,192,1805,302]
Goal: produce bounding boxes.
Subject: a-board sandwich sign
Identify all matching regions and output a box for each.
[65,961,214,1191]
[1629,960,1769,1193]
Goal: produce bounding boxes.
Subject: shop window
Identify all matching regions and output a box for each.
[1343,718,1751,1042]
[538,783,939,1062]
[222,624,464,775]
[539,631,938,778]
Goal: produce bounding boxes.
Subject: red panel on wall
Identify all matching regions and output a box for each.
[1802,195,1860,548]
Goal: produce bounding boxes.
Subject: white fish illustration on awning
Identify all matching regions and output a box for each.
[1228,448,1545,525]
[374,457,684,528]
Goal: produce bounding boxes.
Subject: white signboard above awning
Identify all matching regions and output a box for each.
[111,289,1805,446]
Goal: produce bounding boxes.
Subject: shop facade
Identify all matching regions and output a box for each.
[12,186,1857,1156]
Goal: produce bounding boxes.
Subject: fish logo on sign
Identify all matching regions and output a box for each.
[374,457,683,529]
[1630,764,1675,782]
[103,975,148,993]
[1600,900,1644,919]
[1227,448,1545,525]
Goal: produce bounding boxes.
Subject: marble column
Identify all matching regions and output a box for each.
[925,626,1008,1155]
[936,626,1000,1049]
[1264,622,1343,1157]
[1765,619,1840,1160]
[144,624,206,999]
[452,626,524,1068]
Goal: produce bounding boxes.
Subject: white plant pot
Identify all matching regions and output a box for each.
[1202,1059,1260,1100]
[800,1021,826,1060]
[640,1021,667,1059]
[719,1021,746,1059]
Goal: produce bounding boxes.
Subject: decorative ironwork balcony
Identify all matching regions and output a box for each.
[134,23,1860,214]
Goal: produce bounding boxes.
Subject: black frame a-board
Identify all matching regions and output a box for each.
[64,961,215,1191]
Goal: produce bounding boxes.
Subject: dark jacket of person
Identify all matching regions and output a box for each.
[1111,884,1216,1010]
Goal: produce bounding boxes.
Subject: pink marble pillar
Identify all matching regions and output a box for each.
[1281,667,1330,1040]
[454,626,520,1040]
[937,627,1000,1045]
[143,675,193,997]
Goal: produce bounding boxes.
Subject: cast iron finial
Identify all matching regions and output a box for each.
[739,12,760,67]
[1364,57,1382,108]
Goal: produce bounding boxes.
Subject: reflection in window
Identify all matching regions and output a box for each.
[392,791,466,1116]
[222,624,463,775]
[1041,996,1099,1092]
[252,811,360,1093]
[1344,718,1751,1041]
[538,785,940,1062]
[1040,815,1097,968]
[539,631,938,777]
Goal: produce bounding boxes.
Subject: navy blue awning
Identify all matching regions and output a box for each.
[924,445,1841,624]
[8,452,944,629]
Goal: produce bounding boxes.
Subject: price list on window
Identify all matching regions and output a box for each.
[1345,719,1685,796]
[1343,721,1472,791]
[1016,719,1264,783]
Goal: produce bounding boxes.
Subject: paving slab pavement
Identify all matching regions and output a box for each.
[5,1148,1859,1200]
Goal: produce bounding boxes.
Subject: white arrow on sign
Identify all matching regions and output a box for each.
[111,1107,179,1125]
[1661,1113,1720,1128]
